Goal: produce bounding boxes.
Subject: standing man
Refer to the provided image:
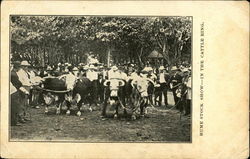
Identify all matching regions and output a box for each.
[146,66,157,105]
[157,66,170,107]
[184,69,191,115]
[108,66,120,79]
[170,66,182,110]
[10,61,29,125]
[16,60,32,121]
[86,65,99,107]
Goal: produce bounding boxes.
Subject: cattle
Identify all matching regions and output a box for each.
[66,77,92,116]
[42,77,69,115]
[101,79,125,118]
[130,77,155,120]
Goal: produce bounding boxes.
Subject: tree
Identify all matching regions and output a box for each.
[150,17,192,66]
[10,16,192,67]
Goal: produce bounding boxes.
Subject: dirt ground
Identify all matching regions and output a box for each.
[11,92,190,142]
[11,102,191,142]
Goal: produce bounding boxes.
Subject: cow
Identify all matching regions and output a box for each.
[65,77,93,116]
[130,77,155,120]
[42,77,69,115]
[42,76,93,116]
[101,79,126,118]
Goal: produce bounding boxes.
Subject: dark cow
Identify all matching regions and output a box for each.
[42,77,69,115]
[130,77,155,120]
[65,77,92,116]
[42,76,93,116]
[101,79,125,118]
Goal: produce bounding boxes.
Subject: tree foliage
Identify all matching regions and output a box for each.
[10,16,191,67]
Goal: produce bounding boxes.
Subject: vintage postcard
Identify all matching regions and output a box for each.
[1,1,249,158]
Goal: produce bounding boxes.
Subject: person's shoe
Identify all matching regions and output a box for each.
[18,118,26,123]
[11,123,21,126]
[35,106,40,109]
[15,122,22,126]
[23,118,31,122]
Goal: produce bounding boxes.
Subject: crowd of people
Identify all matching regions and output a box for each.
[10,59,191,126]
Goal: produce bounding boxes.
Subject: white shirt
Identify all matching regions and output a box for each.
[186,76,191,99]
[10,82,17,94]
[119,72,128,81]
[28,70,36,79]
[102,70,107,79]
[108,70,120,79]
[17,68,32,86]
[159,73,166,83]
[86,70,98,81]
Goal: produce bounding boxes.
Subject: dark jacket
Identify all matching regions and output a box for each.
[11,70,22,90]
[170,73,182,90]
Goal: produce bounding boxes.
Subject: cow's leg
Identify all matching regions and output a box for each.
[56,102,61,115]
[76,97,84,117]
[101,98,108,117]
[121,96,127,116]
[65,100,71,115]
[113,101,119,119]
[45,105,49,114]
[86,94,93,112]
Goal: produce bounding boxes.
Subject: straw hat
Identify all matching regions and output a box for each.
[21,60,30,66]
[159,66,165,70]
[182,68,189,72]
[148,67,153,71]
[171,66,179,71]
[47,66,53,71]
[111,66,118,71]
[65,68,69,72]
[72,67,79,71]
[89,65,96,70]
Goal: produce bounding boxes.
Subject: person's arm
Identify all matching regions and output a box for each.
[11,71,22,89]
[11,71,29,95]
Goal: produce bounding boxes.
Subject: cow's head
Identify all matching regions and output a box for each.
[104,79,125,97]
[131,78,155,98]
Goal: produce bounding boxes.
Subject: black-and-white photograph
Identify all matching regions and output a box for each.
[10,15,192,142]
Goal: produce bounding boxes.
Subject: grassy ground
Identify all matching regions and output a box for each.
[11,92,191,142]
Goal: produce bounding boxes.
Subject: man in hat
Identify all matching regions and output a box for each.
[128,67,140,81]
[170,66,182,110]
[16,61,33,120]
[140,67,149,78]
[154,66,170,107]
[97,72,105,104]
[15,61,32,122]
[118,66,128,81]
[86,65,98,106]
[17,61,32,87]
[44,65,54,78]
[108,66,120,80]
[10,61,29,125]
[185,70,191,116]
[147,67,157,81]
[27,65,42,109]
[145,66,157,105]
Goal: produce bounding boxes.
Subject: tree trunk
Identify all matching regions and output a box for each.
[107,45,111,67]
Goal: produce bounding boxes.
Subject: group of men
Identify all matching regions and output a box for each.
[10,60,191,126]
[10,60,42,126]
